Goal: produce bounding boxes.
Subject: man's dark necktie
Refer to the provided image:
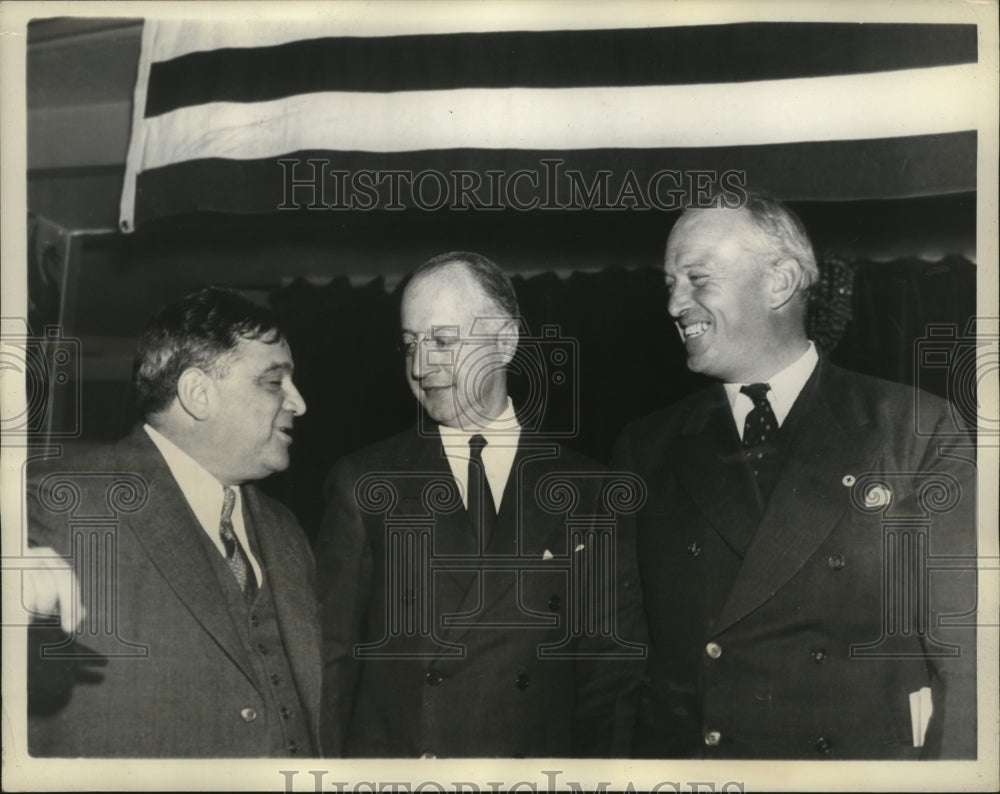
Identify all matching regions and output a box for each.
[220,486,259,602]
[740,383,781,500]
[467,434,496,544]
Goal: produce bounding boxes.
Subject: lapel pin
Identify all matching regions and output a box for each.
[864,484,892,509]
[842,474,856,487]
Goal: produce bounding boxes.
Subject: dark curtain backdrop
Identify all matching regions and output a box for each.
[266,256,976,540]
[32,196,975,542]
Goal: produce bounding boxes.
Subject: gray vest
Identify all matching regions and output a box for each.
[198,506,313,756]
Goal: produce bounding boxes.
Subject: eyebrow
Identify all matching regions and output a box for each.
[400,325,461,337]
[667,259,710,272]
[258,362,293,376]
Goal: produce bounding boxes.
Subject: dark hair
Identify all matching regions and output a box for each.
[409,251,519,318]
[133,286,284,417]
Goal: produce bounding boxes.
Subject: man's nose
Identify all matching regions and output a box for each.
[409,344,426,380]
[284,380,307,416]
[667,282,690,319]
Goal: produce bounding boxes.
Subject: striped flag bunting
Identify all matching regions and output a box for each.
[119,18,978,232]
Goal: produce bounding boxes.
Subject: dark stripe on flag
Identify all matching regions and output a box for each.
[144,23,977,118]
[131,131,976,224]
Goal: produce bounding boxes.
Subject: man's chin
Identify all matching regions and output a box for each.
[423,407,459,428]
[417,393,456,423]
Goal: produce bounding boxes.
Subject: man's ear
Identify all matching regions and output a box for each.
[768,258,806,310]
[176,368,213,421]
[496,318,520,365]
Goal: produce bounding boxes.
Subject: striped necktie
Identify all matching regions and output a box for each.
[220,486,259,602]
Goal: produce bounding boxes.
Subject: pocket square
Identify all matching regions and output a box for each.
[574,543,585,552]
[542,549,554,560]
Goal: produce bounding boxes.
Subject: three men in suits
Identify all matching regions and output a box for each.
[615,195,977,759]
[25,286,321,757]
[316,251,646,758]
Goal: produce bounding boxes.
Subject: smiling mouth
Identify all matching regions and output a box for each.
[678,321,711,341]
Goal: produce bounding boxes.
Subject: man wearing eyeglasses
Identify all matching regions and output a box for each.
[315,251,646,758]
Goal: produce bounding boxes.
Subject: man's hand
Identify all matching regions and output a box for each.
[22,547,85,634]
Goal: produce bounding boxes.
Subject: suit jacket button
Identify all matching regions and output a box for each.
[425,669,443,686]
[240,707,257,723]
[516,673,529,690]
[811,648,827,663]
[827,554,846,570]
[705,642,722,659]
[687,542,702,557]
[704,730,722,746]
[547,595,561,612]
[816,736,832,753]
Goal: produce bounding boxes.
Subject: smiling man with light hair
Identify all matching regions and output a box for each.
[615,193,977,759]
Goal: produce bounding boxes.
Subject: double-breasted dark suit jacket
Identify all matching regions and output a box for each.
[26,427,322,757]
[614,359,976,759]
[316,424,647,758]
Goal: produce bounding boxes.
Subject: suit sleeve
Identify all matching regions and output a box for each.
[918,402,977,759]
[314,457,373,757]
[571,436,650,757]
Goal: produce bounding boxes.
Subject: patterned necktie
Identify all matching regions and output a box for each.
[740,383,781,499]
[467,434,497,544]
[220,486,259,602]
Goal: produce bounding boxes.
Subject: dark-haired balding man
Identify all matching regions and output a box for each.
[615,196,976,759]
[25,286,320,757]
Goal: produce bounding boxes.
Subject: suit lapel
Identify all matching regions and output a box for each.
[673,386,763,553]
[244,486,321,737]
[118,429,259,688]
[435,443,562,655]
[714,360,884,632]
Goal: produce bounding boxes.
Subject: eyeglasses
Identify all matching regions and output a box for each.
[397,329,463,358]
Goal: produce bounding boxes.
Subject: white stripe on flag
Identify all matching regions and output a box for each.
[132,64,978,172]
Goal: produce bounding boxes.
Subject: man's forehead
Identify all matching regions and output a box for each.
[402,268,491,328]
[231,336,293,369]
[665,209,761,262]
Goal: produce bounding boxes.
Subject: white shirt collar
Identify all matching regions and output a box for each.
[437,398,521,448]
[724,341,819,437]
[437,398,520,511]
[142,424,262,584]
